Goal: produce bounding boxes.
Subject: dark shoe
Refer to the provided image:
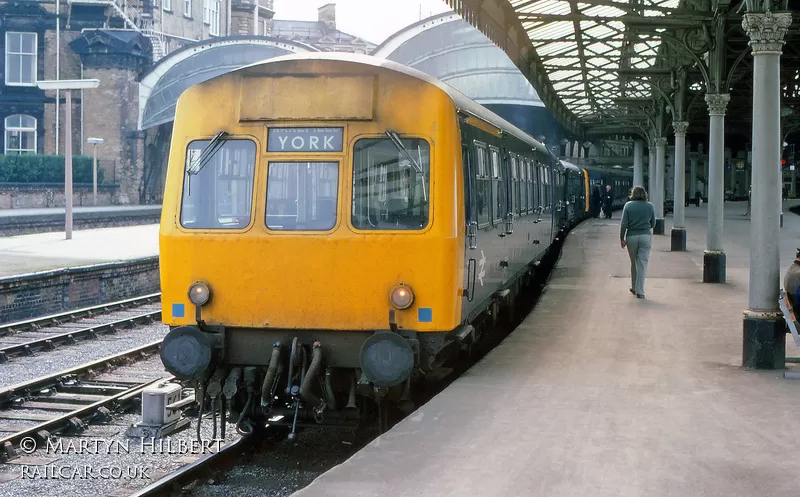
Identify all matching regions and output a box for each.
[629,288,635,295]
[636,294,645,299]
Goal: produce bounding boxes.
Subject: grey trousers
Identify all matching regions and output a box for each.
[626,233,652,296]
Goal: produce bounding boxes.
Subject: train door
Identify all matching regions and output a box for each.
[499,150,512,282]
[569,171,575,223]
[565,171,575,224]
[552,167,560,230]
[462,142,479,316]
[556,168,567,229]
[539,161,550,243]
[547,163,554,242]
[465,141,500,314]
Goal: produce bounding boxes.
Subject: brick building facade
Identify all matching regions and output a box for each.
[271,3,375,54]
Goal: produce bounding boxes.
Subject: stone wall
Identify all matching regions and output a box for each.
[0,183,120,209]
[0,256,160,324]
[41,30,83,156]
[157,0,222,39]
[82,67,144,205]
[231,0,272,36]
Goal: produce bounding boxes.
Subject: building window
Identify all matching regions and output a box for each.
[5,114,37,155]
[184,0,191,17]
[163,0,172,12]
[209,0,220,35]
[5,32,37,86]
[203,0,210,23]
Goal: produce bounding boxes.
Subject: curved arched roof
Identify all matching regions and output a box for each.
[373,12,544,108]
[138,36,318,130]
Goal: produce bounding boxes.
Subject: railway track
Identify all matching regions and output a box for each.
[0,341,167,461]
[127,434,258,497]
[0,293,162,337]
[0,310,161,363]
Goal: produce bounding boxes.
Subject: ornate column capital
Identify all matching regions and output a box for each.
[742,11,792,54]
[655,137,667,148]
[705,93,730,116]
[672,121,689,137]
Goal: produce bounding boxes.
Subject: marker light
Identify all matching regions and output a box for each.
[390,284,414,310]
[188,281,211,306]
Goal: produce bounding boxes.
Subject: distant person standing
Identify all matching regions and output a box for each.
[620,186,656,299]
[602,185,614,219]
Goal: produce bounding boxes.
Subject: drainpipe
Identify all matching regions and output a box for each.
[253,2,257,35]
[56,0,60,154]
[80,62,84,155]
[227,0,232,35]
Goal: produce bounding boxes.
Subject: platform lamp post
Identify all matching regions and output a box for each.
[87,137,104,206]
[36,79,100,240]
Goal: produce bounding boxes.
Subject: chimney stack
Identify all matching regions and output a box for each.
[318,3,335,30]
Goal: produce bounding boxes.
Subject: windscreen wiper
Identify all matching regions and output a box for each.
[385,130,423,174]
[186,131,228,175]
[385,130,427,203]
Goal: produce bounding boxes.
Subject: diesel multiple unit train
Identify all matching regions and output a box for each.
[158,53,633,434]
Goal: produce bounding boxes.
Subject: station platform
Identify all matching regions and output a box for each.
[293,201,800,497]
[0,205,161,219]
[0,223,159,278]
[0,205,162,237]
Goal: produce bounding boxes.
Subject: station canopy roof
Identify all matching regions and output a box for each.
[446,0,800,139]
[511,0,677,118]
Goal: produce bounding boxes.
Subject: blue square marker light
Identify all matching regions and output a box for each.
[172,303,185,318]
[418,308,433,323]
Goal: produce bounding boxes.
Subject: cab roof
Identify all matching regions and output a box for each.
[217,52,556,161]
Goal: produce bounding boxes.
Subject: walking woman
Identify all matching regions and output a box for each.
[620,186,656,299]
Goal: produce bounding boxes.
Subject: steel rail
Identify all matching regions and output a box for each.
[0,293,162,337]
[0,340,162,404]
[0,341,165,460]
[127,434,259,497]
[0,310,162,363]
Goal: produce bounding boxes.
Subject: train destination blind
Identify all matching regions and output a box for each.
[267,127,344,153]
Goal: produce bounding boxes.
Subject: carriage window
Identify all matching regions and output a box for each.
[266,162,338,231]
[536,165,543,208]
[539,165,546,208]
[352,137,430,230]
[475,144,490,226]
[180,139,256,229]
[490,148,503,223]
[544,166,551,207]
[511,155,521,215]
[527,161,535,212]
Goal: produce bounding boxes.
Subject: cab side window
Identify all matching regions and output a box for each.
[474,143,490,227]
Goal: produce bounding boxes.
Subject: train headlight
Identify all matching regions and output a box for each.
[188,281,211,306]
[389,284,414,310]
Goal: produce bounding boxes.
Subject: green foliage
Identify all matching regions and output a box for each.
[0,155,104,184]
